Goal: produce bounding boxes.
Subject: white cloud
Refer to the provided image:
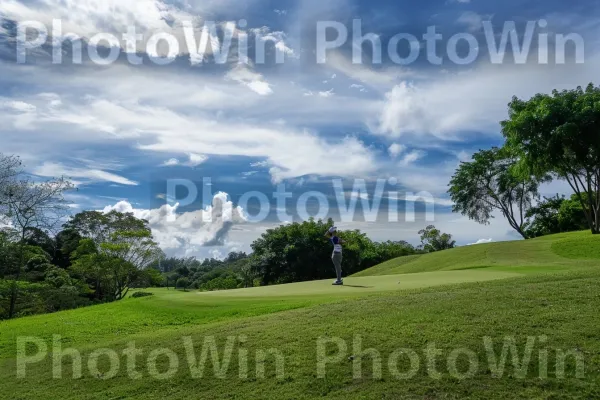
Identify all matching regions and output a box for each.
[33,162,138,186]
[160,153,207,168]
[1,100,36,113]
[225,65,273,96]
[102,192,247,255]
[468,238,493,245]
[399,150,426,166]
[326,51,414,90]
[250,27,295,58]
[161,158,180,167]
[388,143,406,158]
[376,59,600,140]
[187,153,208,167]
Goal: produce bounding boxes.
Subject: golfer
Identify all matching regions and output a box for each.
[325,226,344,285]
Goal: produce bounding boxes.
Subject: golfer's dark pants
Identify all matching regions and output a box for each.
[331,252,342,281]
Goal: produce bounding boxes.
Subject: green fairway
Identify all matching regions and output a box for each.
[2,231,600,399]
[200,269,522,297]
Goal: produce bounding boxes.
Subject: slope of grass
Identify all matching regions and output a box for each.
[552,234,600,259]
[3,269,600,399]
[0,270,520,359]
[354,230,600,277]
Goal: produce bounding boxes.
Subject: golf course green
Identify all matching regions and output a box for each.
[2,231,600,399]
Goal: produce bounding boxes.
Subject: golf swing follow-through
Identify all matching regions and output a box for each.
[325,226,344,285]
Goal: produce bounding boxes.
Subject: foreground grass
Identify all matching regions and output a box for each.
[0,269,519,360]
[3,269,600,399]
[353,231,600,277]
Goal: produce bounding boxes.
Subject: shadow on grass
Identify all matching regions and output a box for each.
[342,285,373,289]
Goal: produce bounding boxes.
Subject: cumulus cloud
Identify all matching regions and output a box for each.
[376,58,599,140]
[102,192,247,256]
[388,143,406,158]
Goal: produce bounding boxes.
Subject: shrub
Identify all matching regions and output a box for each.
[131,291,154,298]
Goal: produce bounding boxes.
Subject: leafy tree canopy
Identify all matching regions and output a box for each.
[502,83,600,233]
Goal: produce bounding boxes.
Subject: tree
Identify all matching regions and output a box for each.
[52,228,82,268]
[63,210,152,245]
[237,264,255,288]
[449,148,543,239]
[502,83,600,234]
[64,210,163,270]
[176,277,191,291]
[418,225,456,252]
[71,239,141,301]
[524,194,588,237]
[2,176,72,318]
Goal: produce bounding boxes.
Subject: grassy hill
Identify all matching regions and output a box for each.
[353,231,600,276]
[2,231,600,399]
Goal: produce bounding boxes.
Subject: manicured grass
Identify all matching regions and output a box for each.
[354,231,600,276]
[0,270,520,359]
[552,234,600,259]
[3,270,600,399]
[200,269,521,297]
[2,230,600,399]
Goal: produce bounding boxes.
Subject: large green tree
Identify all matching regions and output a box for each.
[64,210,163,269]
[502,83,600,234]
[418,225,456,252]
[63,210,152,244]
[449,147,543,239]
[71,238,144,301]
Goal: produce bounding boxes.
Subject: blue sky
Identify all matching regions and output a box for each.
[1,0,598,258]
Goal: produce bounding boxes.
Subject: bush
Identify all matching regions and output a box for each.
[131,291,154,298]
[0,280,92,319]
